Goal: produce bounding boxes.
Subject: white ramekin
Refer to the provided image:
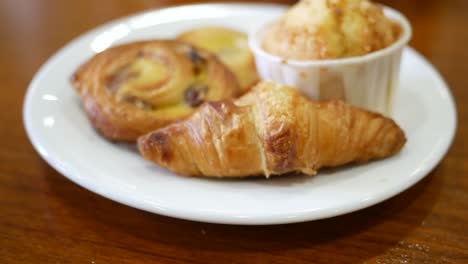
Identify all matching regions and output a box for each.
[249,6,412,115]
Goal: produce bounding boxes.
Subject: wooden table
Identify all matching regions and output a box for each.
[1,0,467,263]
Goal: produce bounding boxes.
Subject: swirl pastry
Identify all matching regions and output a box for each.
[71,40,240,141]
[138,81,406,177]
[178,27,259,92]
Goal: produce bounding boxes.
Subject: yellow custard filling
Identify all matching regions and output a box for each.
[178,27,257,90]
[107,47,213,116]
[117,57,170,102]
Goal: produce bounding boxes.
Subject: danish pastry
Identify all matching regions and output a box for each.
[71,40,240,141]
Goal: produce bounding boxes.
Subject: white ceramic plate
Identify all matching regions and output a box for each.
[24,3,456,225]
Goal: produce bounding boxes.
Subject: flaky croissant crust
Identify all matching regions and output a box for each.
[138,81,406,177]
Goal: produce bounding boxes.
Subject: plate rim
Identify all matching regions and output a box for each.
[23,3,457,225]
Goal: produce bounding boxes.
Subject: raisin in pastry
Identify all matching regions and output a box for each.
[71,40,240,141]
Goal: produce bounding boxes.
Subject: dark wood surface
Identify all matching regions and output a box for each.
[1,0,467,263]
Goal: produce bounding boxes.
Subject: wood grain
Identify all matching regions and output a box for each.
[0,0,467,263]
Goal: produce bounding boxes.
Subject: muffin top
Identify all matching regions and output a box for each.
[263,0,401,60]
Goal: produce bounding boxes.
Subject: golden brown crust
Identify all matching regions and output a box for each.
[177,27,259,92]
[263,0,402,60]
[71,40,240,142]
[138,81,406,177]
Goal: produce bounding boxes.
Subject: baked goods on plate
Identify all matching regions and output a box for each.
[178,27,259,92]
[138,81,406,177]
[71,40,240,141]
[25,3,457,224]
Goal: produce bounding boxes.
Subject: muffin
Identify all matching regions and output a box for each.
[249,0,411,115]
[263,0,401,60]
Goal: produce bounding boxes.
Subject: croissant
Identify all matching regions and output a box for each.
[178,27,259,92]
[71,40,240,141]
[138,81,406,177]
